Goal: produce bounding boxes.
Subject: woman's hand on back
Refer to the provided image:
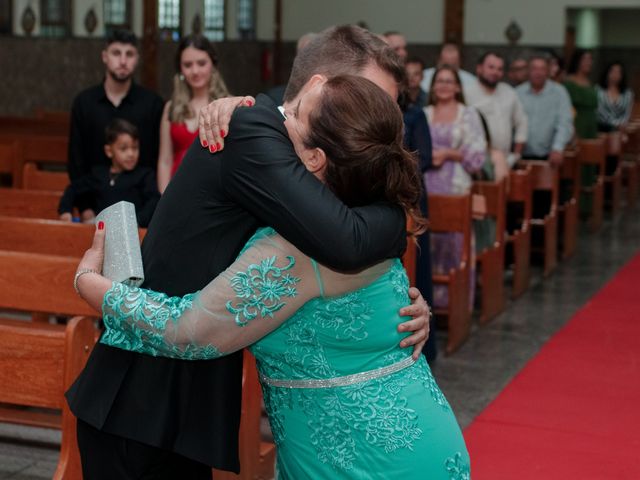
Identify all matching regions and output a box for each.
[198,96,256,152]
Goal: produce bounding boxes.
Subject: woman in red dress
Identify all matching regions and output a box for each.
[157,35,230,193]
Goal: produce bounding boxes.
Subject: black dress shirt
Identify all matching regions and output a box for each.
[58,165,160,227]
[67,82,164,180]
[66,94,406,471]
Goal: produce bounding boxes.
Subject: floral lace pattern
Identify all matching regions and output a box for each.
[101,283,222,360]
[389,259,410,302]
[226,255,300,326]
[257,287,427,473]
[445,452,471,480]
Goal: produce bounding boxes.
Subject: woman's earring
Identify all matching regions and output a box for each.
[179,74,185,81]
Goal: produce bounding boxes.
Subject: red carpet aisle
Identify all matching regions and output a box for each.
[464,254,640,480]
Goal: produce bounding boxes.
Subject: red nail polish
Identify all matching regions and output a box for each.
[209,145,217,153]
[202,140,208,147]
[247,100,253,106]
[220,130,226,138]
[216,142,221,150]
[98,221,104,230]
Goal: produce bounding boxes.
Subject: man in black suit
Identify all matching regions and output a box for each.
[67,25,430,479]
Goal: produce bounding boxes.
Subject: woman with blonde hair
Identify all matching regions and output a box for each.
[157,34,230,193]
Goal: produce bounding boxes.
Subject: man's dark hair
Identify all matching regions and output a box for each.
[440,42,460,55]
[105,118,139,144]
[477,51,504,66]
[406,56,425,70]
[283,25,405,103]
[106,29,138,48]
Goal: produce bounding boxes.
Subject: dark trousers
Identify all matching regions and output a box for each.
[77,420,213,480]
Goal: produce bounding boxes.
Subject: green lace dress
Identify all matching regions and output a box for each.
[99,228,470,479]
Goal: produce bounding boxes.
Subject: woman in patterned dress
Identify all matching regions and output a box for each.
[76,75,471,479]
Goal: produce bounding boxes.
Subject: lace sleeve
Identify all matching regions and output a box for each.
[100,229,320,360]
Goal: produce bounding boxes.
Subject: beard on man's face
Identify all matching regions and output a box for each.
[107,69,133,83]
[478,74,499,89]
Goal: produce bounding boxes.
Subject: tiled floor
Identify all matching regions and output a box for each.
[1,207,638,479]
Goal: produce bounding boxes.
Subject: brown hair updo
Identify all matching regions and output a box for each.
[303,75,426,235]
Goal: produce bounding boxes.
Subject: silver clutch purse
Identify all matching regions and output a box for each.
[96,201,144,287]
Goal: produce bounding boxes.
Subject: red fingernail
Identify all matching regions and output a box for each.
[216,142,221,150]
[247,100,253,106]
[98,221,104,230]
[209,145,217,153]
[202,140,208,147]
[220,130,226,138]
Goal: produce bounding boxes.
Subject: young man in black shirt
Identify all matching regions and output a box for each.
[67,29,164,195]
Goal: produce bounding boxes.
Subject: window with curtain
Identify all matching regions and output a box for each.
[158,0,181,41]
[104,0,132,32]
[40,0,71,37]
[237,0,255,40]
[204,0,225,41]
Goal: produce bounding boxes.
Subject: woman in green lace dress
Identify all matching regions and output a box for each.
[76,75,471,479]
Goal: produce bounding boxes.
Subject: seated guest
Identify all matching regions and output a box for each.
[59,119,159,227]
[507,56,528,87]
[424,65,486,311]
[516,53,574,166]
[421,43,477,95]
[157,35,230,193]
[405,56,428,108]
[597,61,635,133]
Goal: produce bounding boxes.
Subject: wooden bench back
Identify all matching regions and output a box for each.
[526,160,560,213]
[0,188,61,219]
[428,194,472,266]
[472,178,507,244]
[0,216,94,256]
[0,117,69,137]
[22,162,69,191]
[21,135,68,167]
[577,138,606,170]
[0,216,146,257]
[0,250,96,317]
[0,140,18,177]
[508,167,533,220]
[0,317,92,409]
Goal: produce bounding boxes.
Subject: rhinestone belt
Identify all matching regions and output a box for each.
[259,355,417,389]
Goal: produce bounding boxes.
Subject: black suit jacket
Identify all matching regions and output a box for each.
[66,95,406,470]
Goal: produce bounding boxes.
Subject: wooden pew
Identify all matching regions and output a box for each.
[472,178,506,324]
[0,140,19,184]
[558,148,580,259]
[506,166,533,298]
[22,162,69,191]
[213,350,276,480]
[0,217,95,256]
[428,194,472,354]
[0,216,147,257]
[0,188,61,219]
[526,160,559,277]
[602,131,623,213]
[576,138,606,232]
[622,126,639,209]
[0,250,98,480]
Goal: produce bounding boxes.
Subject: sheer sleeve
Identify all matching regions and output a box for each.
[99,229,390,360]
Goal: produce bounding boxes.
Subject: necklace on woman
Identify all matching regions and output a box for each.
[109,171,122,186]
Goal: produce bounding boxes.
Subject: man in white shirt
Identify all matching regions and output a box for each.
[466,51,528,167]
[421,43,477,94]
